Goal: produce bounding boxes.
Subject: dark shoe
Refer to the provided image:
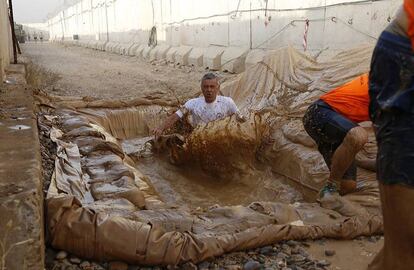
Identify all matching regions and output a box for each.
[319,181,338,198]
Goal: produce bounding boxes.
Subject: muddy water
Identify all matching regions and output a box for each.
[77,107,304,209]
[123,137,302,209]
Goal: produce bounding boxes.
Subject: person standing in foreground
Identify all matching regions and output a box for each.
[368,2,414,269]
[153,72,242,137]
[303,74,370,197]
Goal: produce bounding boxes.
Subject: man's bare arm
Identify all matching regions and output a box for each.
[153,113,180,138]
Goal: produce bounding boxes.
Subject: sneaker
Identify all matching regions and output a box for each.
[319,181,338,198]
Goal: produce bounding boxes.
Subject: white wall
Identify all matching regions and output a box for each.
[22,23,50,41]
[47,0,401,52]
[0,0,12,81]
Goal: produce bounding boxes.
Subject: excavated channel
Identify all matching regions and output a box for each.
[82,106,303,209]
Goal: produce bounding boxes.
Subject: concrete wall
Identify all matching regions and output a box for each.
[0,0,12,81]
[47,0,401,52]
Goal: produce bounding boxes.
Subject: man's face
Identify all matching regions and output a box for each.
[201,79,220,103]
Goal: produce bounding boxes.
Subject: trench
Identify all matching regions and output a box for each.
[79,106,303,209]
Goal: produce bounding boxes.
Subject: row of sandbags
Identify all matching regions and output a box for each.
[53,39,269,73]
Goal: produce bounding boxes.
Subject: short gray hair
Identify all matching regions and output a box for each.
[201,72,220,84]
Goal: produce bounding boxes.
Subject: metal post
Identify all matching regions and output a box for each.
[249,0,252,49]
[105,0,109,41]
[8,0,17,64]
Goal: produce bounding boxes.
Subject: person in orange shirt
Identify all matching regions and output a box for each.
[303,74,369,197]
[368,1,414,270]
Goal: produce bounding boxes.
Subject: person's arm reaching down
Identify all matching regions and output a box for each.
[153,113,180,138]
[228,98,246,122]
[153,102,190,138]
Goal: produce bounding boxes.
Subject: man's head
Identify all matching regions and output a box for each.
[201,73,220,103]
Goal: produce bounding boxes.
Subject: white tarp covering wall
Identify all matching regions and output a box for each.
[47,0,401,52]
[0,0,12,81]
[22,23,50,41]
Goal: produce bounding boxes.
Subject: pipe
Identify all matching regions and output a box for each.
[8,0,17,64]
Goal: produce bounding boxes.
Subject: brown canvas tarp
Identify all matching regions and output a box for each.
[40,45,381,266]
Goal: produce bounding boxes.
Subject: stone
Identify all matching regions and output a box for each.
[66,265,81,270]
[317,260,331,267]
[298,248,309,258]
[181,262,197,270]
[243,260,261,270]
[69,257,81,264]
[277,253,289,260]
[286,240,300,247]
[61,259,71,266]
[303,261,316,267]
[259,246,273,255]
[291,255,306,262]
[209,263,219,270]
[301,242,311,248]
[368,236,378,243]
[79,261,90,269]
[92,262,106,270]
[109,261,128,270]
[324,249,336,256]
[198,261,211,269]
[56,251,68,260]
[226,265,241,270]
[276,259,286,268]
[291,246,301,254]
[281,244,292,255]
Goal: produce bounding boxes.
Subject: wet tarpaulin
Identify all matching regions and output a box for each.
[40,45,381,266]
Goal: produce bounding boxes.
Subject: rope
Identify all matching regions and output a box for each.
[219,15,378,70]
[335,17,378,40]
[163,0,389,26]
[230,0,242,19]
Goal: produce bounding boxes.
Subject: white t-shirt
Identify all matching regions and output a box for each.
[175,96,239,127]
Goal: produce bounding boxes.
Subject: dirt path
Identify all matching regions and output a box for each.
[24,42,383,270]
[22,42,210,102]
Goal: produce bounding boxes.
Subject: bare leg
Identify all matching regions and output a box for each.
[369,183,414,270]
[329,126,368,193]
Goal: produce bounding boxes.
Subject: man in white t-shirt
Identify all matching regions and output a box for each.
[153,73,242,137]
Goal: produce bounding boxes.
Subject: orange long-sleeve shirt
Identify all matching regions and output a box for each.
[405,0,414,49]
[320,74,369,123]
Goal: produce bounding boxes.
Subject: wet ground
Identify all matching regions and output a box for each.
[24,42,383,270]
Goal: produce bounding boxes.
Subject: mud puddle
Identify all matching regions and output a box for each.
[136,156,303,208]
[122,137,303,209]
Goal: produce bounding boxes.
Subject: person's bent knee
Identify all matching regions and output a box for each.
[343,126,368,150]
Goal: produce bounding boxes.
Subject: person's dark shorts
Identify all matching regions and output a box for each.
[369,31,414,186]
[303,99,357,180]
